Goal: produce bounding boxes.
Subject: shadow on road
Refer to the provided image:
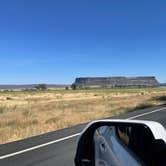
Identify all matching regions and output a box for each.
[127,103,154,112]
[127,95,166,113]
[153,96,166,102]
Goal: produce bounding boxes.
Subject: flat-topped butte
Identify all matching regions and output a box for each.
[75,76,159,88]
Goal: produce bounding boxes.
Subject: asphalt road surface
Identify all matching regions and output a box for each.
[0,105,166,166]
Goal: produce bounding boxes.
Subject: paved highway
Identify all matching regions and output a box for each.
[0,105,166,166]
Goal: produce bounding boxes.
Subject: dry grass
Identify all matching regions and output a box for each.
[0,88,166,144]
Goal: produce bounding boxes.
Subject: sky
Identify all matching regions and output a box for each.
[0,0,165,84]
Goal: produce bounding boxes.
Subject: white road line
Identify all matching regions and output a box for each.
[0,133,81,160]
[127,107,166,120]
[0,106,165,159]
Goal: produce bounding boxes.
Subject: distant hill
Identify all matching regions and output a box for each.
[0,84,70,90]
[160,83,166,87]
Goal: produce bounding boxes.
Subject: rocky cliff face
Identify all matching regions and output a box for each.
[75,76,159,88]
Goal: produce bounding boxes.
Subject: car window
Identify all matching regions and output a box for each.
[115,125,156,165]
[98,126,108,135]
[116,126,132,146]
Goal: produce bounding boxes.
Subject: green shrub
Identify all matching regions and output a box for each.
[6,97,12,100]
[45,117,58,124]
[0,107,5,114]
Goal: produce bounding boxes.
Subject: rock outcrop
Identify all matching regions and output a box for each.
[74,76,159,88]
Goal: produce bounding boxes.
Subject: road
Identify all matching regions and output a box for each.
[0,105,166,166]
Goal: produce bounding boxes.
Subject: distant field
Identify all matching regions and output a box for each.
[0,88,166,144]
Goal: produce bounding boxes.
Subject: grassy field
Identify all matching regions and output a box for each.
[0,88,166,144]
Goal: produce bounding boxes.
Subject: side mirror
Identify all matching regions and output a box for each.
[75,119,166,166]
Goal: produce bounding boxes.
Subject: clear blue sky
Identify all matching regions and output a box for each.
[0,0,165,84]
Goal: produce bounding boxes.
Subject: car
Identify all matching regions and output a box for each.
[75,119,166,166]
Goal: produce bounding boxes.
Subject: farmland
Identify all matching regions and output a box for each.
[0,88,166,144]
